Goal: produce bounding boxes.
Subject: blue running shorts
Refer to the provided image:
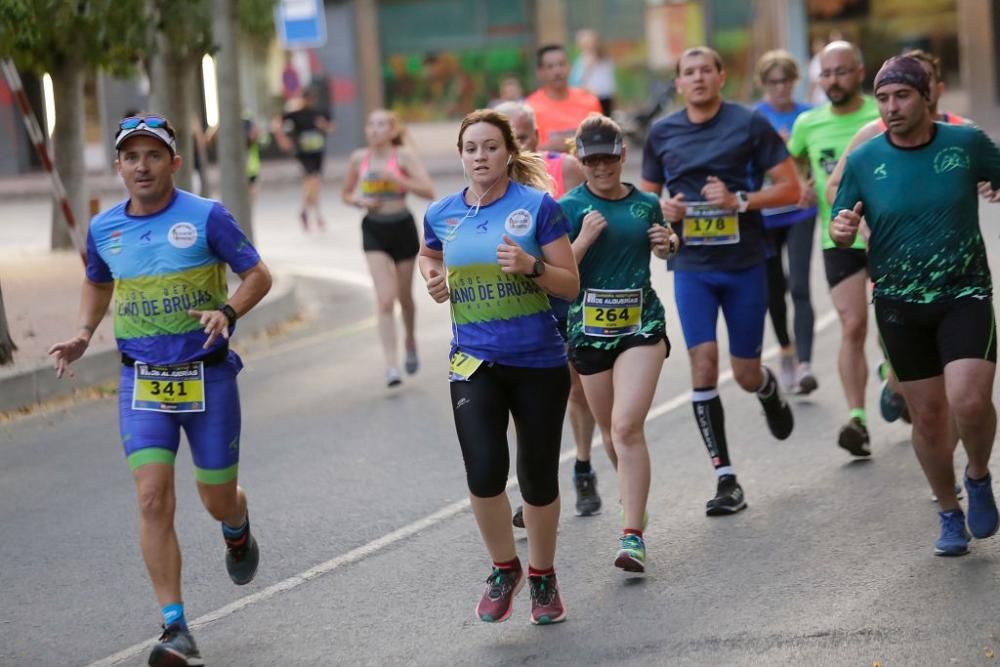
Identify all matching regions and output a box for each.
[673,263,768,359]
[118,364,242,484]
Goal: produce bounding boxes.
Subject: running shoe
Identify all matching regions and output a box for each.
[964,471,1000,539]
[573,470,602,516]
[795,363,819,395]
[528,573,566,625]
[476,565,524,623]
[404,348,419,375]
[512,504,525,529]
[758,374,794,440]
[386,368,402,388]
[837,418,871,457]
[779,353,796,392]
[148,624,205,666]
[935,509,971,557]
[706,474,747,516]
[224,520,259,586]
[614,534,646,573]
[879,379,906,423]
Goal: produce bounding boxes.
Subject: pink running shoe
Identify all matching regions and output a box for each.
[476,565,524,623]
[528,573,566,625]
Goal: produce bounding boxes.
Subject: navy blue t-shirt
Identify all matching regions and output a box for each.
[641,102,789,271]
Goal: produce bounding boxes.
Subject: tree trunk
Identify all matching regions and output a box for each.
[49,58,88,251]
[0,281,16,365]
[150,39,195,191]
[213,0,253,243]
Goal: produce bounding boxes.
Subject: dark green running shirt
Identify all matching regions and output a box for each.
[833,123,1000,303]
[559,183,667,350]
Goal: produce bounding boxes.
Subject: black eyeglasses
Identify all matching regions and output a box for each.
[118,116,174,136]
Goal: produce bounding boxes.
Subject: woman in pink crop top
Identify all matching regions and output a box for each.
[342,109,435,387]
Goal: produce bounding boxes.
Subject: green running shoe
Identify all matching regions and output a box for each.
[614,533,646,573]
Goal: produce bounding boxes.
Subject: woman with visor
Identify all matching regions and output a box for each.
[419,109,579,625]
[560,115,677,573]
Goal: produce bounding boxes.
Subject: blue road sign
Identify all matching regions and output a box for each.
[276,0,327,49]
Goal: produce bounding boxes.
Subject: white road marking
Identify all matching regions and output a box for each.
[87,309,841,666]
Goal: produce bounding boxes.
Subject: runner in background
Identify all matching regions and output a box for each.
[753,49,820,394]
[272,86,334,232]
[342,109,435,388]
[787,41,879,457]
[526,44,602,153]
[495,101,603,524]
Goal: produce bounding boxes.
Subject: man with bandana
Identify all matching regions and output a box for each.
[831,56,1000,557]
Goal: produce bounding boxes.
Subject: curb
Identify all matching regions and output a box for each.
[0,274,300,414]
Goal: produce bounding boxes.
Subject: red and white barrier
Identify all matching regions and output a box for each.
[0,58,87,263]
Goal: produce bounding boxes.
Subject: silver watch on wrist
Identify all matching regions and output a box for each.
[736,190,750,213]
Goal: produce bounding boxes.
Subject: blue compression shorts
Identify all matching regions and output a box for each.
[118,364,242,484]
[673,263,768,359]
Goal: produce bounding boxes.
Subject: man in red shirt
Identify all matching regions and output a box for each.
[526,44,603,152]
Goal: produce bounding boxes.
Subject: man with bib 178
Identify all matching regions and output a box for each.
[640,46,799,516]
[49,113,272,666]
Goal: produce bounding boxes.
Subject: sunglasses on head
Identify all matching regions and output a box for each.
[118,116,173,135]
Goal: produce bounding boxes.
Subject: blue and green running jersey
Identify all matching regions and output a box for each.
[559,184,667,350]
[423,181,569,367]
[833,123,1000,303]
[85,189,261,368]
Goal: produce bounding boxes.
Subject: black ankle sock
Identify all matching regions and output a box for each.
[574,459,592,475]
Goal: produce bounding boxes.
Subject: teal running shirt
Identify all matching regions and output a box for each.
[560,184,667,350]
[833,123,1000,303]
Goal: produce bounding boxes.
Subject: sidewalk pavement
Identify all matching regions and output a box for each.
[0,121,463,202]
[0,252,300,413]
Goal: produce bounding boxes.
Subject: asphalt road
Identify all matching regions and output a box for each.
[3,176,1000,666]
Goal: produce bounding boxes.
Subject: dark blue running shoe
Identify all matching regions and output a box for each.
[879,380,906,423]
[964,471,999,539]
[935,509,970,557]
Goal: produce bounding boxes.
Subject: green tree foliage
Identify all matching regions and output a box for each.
[0,0,148,75]
[238,0,278,40]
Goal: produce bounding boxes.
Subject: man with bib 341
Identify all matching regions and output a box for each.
[49,113,272,666]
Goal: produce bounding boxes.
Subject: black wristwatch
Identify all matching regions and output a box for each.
[219,304,238,326]
[528,259,546,278]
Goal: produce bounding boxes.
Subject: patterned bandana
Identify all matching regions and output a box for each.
[874,56,930,99]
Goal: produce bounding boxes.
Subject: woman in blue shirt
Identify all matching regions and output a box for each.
[419,109,579,626]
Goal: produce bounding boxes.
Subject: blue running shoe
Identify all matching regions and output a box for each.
[964,471,999,539]
[935,509,970,556]
[879,379,906,423]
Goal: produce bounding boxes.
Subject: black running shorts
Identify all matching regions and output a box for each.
[568,329,670,376]
[823,247,867,289]
[874,296,997,382]
[362,211,420,263]
[297,152,324,175]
